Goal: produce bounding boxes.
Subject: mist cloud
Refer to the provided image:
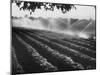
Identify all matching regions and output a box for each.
[12,17,95,38]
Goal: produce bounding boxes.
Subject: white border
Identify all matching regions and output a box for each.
[0,0,100,75]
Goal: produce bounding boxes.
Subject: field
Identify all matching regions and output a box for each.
[12,27,96,74]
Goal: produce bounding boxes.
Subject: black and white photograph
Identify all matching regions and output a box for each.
[11,0,96,75]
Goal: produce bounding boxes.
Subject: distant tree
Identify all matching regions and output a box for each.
[11,0,76,14]
[70,18,79,25]
[89,34,96,40]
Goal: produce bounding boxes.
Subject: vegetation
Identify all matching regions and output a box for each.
[11,0,75,14]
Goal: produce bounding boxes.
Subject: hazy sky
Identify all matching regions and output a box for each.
[12,2,95,19]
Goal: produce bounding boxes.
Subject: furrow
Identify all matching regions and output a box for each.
[23,31,96,69]
[37,33,96,58]
[16,31,85,71]
[12,47,24,74]
[12,32,57,73]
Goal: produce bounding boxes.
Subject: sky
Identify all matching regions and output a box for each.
[12,2,95,19]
